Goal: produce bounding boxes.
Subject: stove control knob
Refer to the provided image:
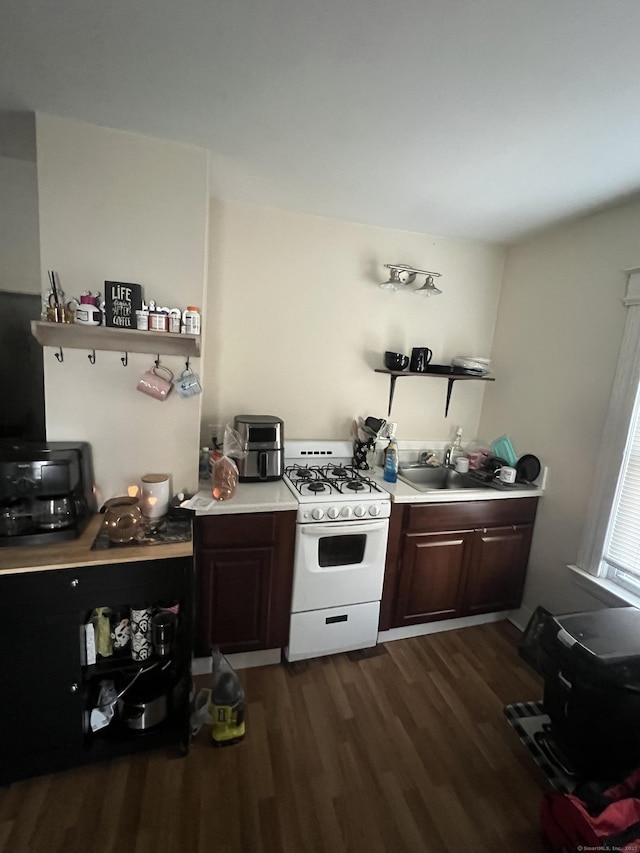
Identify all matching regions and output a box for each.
[354,505,366,518]
[327,506,340,519]
[369,504,381,517]
[340,506,353,518]
[312,507,324,521]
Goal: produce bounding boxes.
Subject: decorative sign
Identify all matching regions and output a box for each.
[104,281,143,329]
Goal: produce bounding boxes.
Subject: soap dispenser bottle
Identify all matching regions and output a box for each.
[446,426,464,467]
[383,422,399,483]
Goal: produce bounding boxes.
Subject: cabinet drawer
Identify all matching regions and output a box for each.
[406,497,538,533]
[0,558,190,614]
[197,512,278,548]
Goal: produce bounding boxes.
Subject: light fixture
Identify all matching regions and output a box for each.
[414,275,442,296]
[380,264,443,295]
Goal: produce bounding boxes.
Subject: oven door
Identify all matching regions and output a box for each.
[291,518,389,612]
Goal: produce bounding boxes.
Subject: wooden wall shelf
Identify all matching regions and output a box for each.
[31,321,201,359]
[374,368,495,417]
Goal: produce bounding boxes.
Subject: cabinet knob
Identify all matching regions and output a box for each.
[70,578,80,588]
[70,683,79,693]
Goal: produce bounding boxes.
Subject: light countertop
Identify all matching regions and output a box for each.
[187,478,298,515]
[0,514,192,577]
[368,467,544,503]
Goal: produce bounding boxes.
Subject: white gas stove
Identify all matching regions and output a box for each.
[283,440,391,662]
[283,440,390,523]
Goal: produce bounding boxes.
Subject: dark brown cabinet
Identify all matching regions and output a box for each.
[381,497,538,630]
[395,529,474,625]
[194,511,295,655]
[0,557,193,786]
[462,523,534,616]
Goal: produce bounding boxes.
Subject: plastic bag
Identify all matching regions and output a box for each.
[211,424,246,501]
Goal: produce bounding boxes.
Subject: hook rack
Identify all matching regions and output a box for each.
[54,347,64,363]
[121,352,128,367]
[88,350,96,365]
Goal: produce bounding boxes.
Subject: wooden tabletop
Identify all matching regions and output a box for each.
[0,514,193,576]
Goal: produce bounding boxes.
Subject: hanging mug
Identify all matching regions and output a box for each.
[136,365,174,401]
[174,368,202,398]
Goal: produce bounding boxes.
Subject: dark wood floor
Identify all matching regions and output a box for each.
[0,622,549,853]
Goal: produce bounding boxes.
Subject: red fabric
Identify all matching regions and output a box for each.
[541,772,640,853]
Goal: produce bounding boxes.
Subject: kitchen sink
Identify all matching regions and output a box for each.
[397,465,483,491]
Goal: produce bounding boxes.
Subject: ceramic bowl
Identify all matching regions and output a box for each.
[384,351,409,371]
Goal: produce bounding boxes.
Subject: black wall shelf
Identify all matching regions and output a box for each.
[374,368,495,417]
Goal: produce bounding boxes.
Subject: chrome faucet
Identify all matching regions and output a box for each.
[443,446,454,467]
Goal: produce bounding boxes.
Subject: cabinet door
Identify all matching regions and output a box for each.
[0,579,83,778]
[394,530,474,626]
[462,524,533,616]
[196,546,275,654]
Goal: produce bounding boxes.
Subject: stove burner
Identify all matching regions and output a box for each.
[330,466,348,478]
[308,482,327,493]
[295,468,312,479]
[347,481,364,491]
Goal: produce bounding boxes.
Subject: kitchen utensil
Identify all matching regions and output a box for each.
[516,454,541,483]
[118,691,167,731]
[31,495,77,530]
[364,417,386,436]
[384,351,409,371]
[136,365,174,401]
[130,605,153,661]
[174,368,202,398]
[152,610,176,657]
[409,347,433,372]
[491,436,518,467]
[495,465,517,484]
[451,356,491,374]
[0,499,31,536]
[233,415,284,482]
[414,364,480,375]
[109,608,131,656]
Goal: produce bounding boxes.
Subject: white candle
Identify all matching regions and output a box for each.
[140,474,170,518]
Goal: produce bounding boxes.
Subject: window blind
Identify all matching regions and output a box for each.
[603,380,640,585]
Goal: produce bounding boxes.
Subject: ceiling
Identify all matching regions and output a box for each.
[3,0,640,244]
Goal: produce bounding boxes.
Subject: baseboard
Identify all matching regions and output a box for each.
[192,647,281,675]
[377,610,512,644]
[193,613,516,673]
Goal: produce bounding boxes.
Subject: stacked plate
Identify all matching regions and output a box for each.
[451,355,491,375]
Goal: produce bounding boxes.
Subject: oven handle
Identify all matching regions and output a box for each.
[298,519,389,537]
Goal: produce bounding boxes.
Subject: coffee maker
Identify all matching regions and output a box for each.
[0,441,96,546]
[233,415,284,482]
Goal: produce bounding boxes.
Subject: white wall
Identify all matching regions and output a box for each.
[36,115,209,503]
[200,200,506,447]
[479,197,640,625]
[0,112,40,295]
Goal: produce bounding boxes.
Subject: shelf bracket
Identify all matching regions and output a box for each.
[121,352,128,367]
[87,350,96,365]
[54,347,64,363]
[445,379,455,418]
[387,375,397,416]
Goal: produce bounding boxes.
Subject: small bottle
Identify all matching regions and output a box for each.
[182,306,201,335]
[446,426,464,467]
[199,447,211,481]
[383,423,399,484]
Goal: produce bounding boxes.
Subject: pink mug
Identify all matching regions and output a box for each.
[136,365,174,401]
